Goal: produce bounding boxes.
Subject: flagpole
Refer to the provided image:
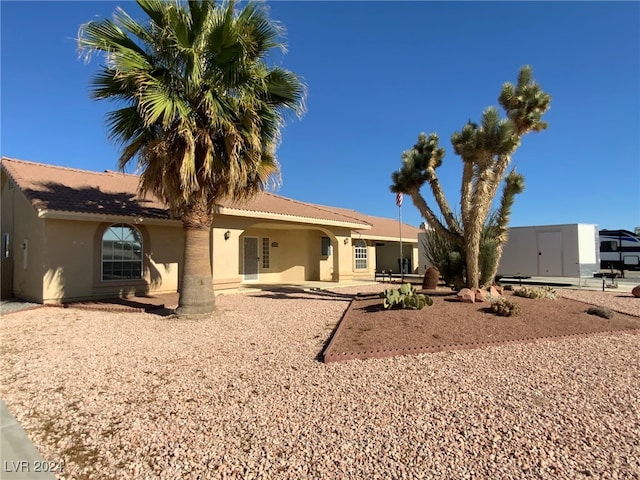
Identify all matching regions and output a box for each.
[399,198,403,283]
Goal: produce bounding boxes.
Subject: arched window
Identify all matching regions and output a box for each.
[354,239,368,270]
[102,224,143,281]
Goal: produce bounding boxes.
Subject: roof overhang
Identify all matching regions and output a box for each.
[214,206,372,230]
[358,234,419,243]
[36,209,181,227]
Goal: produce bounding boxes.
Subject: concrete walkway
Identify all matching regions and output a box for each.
[1,400,55,479]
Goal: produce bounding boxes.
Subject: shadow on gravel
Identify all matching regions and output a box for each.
[253,287,356,302]
[59,298,176,317]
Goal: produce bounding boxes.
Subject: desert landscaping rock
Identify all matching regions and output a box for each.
[474,288,487,302]
[1,284,639,479]
[490,285,503,296]
[456,288,475,303]
[632,285,640,298]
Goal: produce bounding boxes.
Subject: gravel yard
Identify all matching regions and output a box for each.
[1,285,639,479]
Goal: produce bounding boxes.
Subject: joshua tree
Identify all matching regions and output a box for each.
[78,0,305,316]
[392,66,550,288]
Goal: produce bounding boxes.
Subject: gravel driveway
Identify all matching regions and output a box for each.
[1,285,639,479]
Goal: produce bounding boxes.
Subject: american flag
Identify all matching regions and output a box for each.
[396,193,403,207]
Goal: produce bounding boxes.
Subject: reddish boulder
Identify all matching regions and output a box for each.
[632,285,640,298]
[489,286,503,298]
[474,288,487,302]
[457,288,476,303]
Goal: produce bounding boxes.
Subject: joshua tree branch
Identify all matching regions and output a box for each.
[408,189,463,247]
[425,167,462,236]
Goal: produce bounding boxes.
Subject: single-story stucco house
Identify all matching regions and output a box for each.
[0,158,422,303]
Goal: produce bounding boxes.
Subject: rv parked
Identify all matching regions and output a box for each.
[599,229,640,272]
[418,223,601,280]
[496,224,600,280]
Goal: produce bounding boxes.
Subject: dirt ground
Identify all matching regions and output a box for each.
[324,289,640,362]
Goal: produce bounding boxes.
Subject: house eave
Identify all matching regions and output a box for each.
[36,209,181,226]
[215,206,372,230]
[357,234,419,243]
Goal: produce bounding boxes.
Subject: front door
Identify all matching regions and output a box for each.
[243,237,259,282]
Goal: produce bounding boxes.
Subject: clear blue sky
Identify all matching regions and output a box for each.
[2,1,639,231]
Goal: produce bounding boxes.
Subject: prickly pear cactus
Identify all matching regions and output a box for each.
[379,283,433,310]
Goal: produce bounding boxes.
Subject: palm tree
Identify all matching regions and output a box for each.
[78,0,305,316]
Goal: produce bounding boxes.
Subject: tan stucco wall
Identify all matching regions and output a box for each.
[40,220,181,303]
[3,176,416,302]
[1,175,45,302]
[210,216,353,287]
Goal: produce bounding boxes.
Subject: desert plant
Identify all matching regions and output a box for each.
[391,67,551,288]
[78,1,306,316]
[586,306,614,319]
[513,285,557,300]
[379,283,433,310]
[422,266,440,290]
[490,298,521,317]
[420,212,501,289]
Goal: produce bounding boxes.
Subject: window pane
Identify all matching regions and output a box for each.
[354,240,367,269]
[102,224,143,280]
[262,238,270,269]
[321,237,331,256]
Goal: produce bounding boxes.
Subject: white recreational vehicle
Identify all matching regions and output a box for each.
[418,223,601,280]
[599,229,640,272]
[496,224,600,279]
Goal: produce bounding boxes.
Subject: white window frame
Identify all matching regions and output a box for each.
[101,224,143,281]
[354,239,368,270]
[262,237,270,269]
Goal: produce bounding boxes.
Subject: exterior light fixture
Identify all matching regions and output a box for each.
[224,230,231,241]
[344,238,350,245]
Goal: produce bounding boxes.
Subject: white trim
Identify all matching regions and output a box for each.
[358,234,419,243]
[101,223,143,281]
[354,239,368,270]
[261,237,270,270]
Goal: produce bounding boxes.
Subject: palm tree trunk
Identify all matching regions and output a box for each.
[176,218,215,316]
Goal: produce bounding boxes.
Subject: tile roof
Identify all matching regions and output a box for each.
[354,213,422,241]
[218,193,371,227]
[317,205,422,241]
[1,157,170,220]
[1,157,422,238]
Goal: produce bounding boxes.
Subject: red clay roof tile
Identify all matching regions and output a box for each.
[1,157,421,237]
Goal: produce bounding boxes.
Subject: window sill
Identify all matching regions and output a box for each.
[94,279,147,288]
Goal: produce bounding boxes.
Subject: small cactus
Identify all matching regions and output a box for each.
[490,298,521,317]
[513,285,556,300]
[586,306,614,319]
[422,266,440,290]
[379,283,433,310]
